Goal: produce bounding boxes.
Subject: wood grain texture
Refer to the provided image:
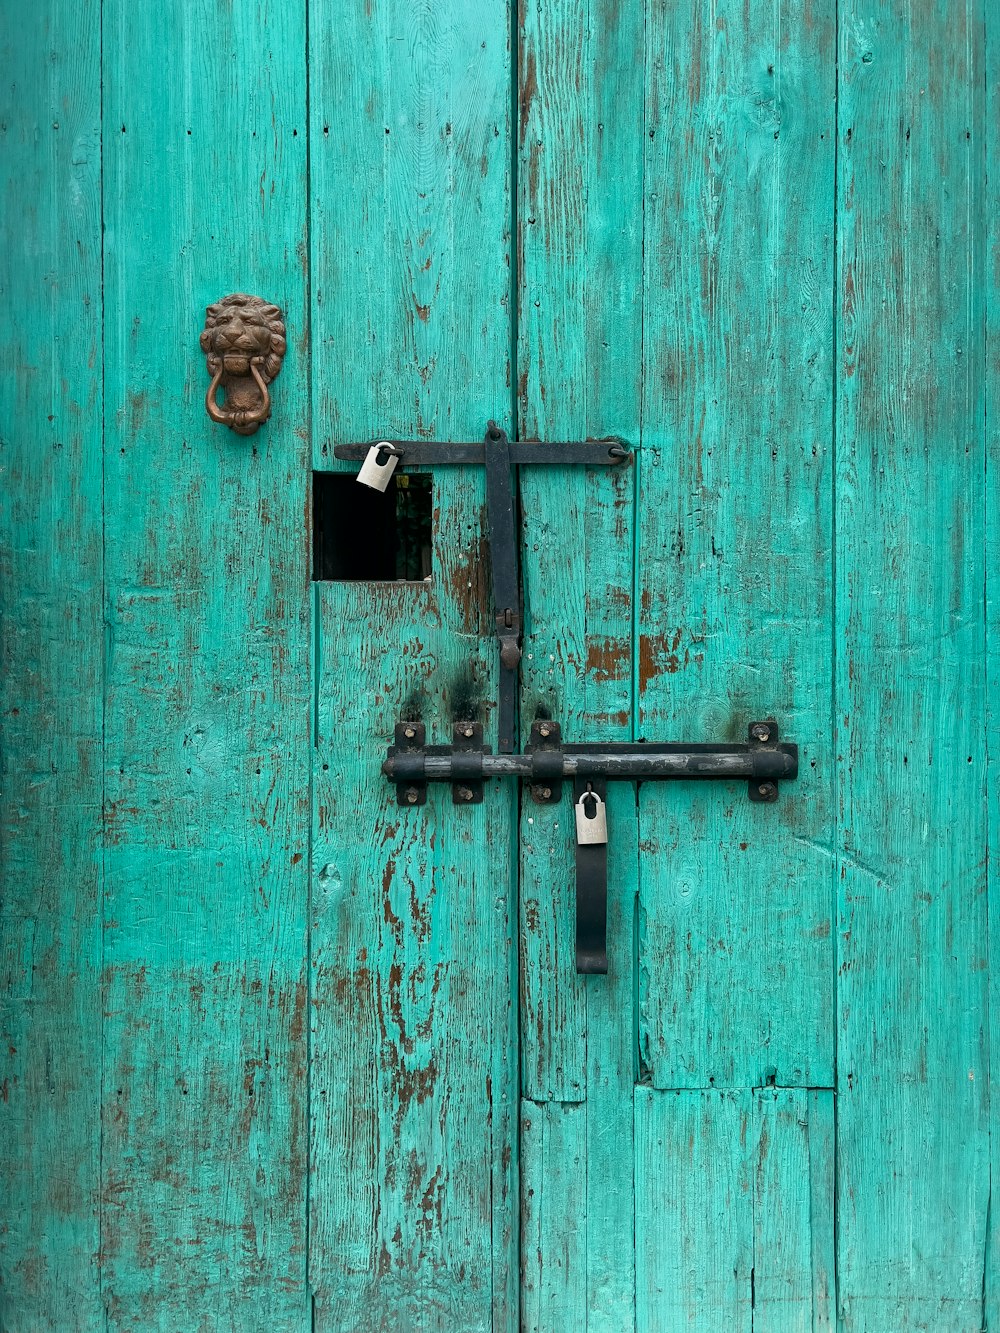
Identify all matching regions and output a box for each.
[519,1099,586,1330]
[635,1087,833,1331]
[311,581,514,1333]
[517,0,644,1101]
[515,1,644,1326]
[988,4,999,1325]
[101,2,310,1326]
[518,788,639,1333]
[310,0,513,464]
[4,1,998,1324]
[0,4,104,1327]
[834,3,990,1328]
[637,0,836,1090]
[752,1090,835,1331]
[308,3,517,1328]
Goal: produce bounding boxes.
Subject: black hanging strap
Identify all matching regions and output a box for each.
[574,776,609,974]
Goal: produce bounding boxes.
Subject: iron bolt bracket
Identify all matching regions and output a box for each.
[382,717,797,975]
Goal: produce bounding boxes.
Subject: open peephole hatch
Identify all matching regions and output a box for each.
[311,469,433,582]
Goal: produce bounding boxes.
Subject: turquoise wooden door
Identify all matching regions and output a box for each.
[1,2,995,1330]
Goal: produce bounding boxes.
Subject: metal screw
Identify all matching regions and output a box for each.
[538,723,552,738]
[537,786,552,800]
[403,725,416,740]
[757,782,777,800]
[461,725,474,738]
[404,787,420,804]
[751,724,771,743]
[457,786,474,802]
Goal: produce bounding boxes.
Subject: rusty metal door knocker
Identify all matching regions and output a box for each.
[200,293,285,436]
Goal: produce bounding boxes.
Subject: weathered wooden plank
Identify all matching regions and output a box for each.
[519,1100,587,1331]
[308,3,517,1328]
[835,3,989,1327]
[636,1088,753,1331]
[100,2,310,1326]
[312,577,515,1332]
[0,3,104,1326]
[635,1087,833,1331]
[637,0,836,1089]
[988,5,1000,1325]
[805,1089,837,1328]
[519,790,638,1332]
[517,0,644,1104]
[515,1,644,1326]
[752,1089,835,1331]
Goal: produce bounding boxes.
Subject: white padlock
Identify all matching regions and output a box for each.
[575,788,608,845]
[357,441,400,492]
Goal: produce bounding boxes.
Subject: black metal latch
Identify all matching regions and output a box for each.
[337,423,798,975]
[382,718,797,975]
[335,422,629,753]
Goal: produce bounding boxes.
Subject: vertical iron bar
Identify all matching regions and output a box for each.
[484,421,521,752]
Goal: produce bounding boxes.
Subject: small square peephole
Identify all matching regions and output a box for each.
[312,471,433,581]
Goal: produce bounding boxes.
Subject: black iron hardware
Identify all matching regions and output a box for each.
[573,776,609,974]
[383,719,797,974]
[483,423,520,754]
[339,426,794,975]
[335,423,630,752]
[333,435,629,468]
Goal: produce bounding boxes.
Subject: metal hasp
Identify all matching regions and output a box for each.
[383,718,798,974]
[334,423,629,752]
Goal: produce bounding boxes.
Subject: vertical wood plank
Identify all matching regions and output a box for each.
[752,1090,835,1331]
[988,3,999,1325]
[517,0,644,1104]
[805,1090,837,1329]
[516,0,645,1326]
[0,3,104,1326]
[312,579,514,1332]
[835,2,989,1327]
[101,2,310,1326]
[518,790,638,1333]
[635,1088,753,1331]
[635,1088,833,1331]
[308,3,517,1328]
[637,0,836,1089]
[519,1100,587,1331]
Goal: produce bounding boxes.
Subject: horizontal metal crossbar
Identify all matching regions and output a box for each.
[383,718,796,976]
[382,744,797,783]
[332,438,630,466]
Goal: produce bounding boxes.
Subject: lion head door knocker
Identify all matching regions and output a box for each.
[200,294,286,436]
